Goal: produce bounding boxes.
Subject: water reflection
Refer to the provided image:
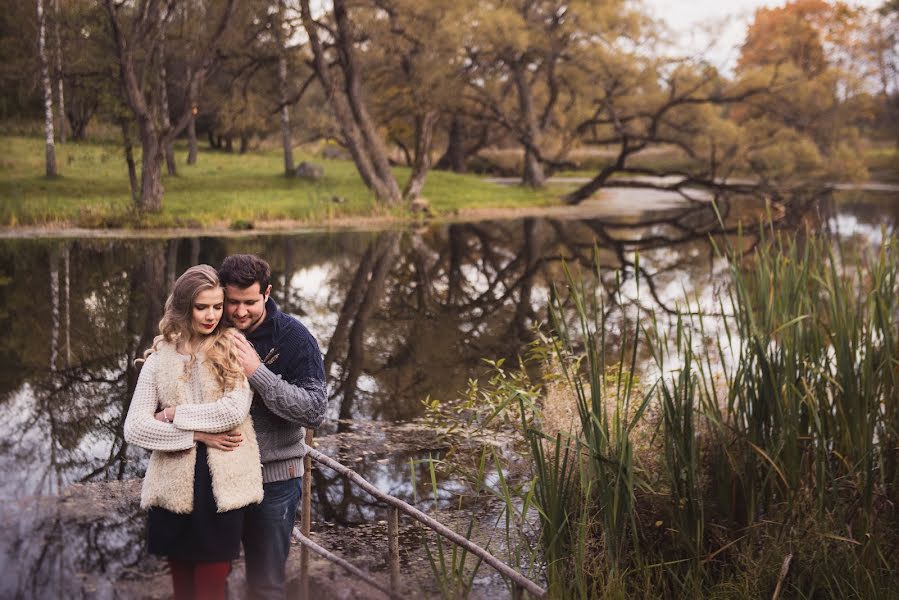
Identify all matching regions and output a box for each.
[0,190,895,597]
[2,193,895,497]
[0,481,157,600]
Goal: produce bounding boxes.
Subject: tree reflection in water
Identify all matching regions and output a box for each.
[0,192,893,597]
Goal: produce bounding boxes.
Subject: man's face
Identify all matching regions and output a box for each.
[224,282,271,332]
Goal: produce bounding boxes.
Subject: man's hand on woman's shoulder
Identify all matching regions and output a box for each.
[228,329,262,378]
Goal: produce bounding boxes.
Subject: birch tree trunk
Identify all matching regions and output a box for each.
[276,0,294,176]
[49,245,60,372]
[37,0,57,177]
[52,0,65,143]
[62,242,70,367]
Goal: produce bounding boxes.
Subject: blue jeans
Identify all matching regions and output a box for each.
[243,478,302,600]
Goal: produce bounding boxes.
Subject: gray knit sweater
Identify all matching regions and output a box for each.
[244,298,327,483]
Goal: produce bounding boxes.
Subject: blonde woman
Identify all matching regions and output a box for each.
[124,265,263,600]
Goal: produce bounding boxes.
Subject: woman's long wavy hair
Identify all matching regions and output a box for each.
[140,264,244,392]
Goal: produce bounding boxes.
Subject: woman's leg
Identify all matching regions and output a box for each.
[193,561,232,600]
[169,559,195,600]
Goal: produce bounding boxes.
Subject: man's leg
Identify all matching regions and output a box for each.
[243,478,302,600]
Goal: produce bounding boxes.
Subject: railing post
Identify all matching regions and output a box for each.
[300,429,314,599]
[387,507,400,592]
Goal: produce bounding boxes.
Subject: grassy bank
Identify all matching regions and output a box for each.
[0,136,561,229]
[429,231,898,598]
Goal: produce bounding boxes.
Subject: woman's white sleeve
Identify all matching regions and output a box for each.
[172,378,253,433]
[123,354,196,451]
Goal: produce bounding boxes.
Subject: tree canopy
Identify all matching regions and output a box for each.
[1,0,895,210]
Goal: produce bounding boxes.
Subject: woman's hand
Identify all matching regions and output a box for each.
[154,406,175,422]
[194,429,243,451]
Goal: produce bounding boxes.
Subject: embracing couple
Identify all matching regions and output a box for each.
[124,254,327,600]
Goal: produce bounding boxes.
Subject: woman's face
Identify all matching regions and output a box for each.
[191,287,225,336]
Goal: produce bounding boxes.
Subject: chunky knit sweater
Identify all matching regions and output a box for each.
[124,342,264,513]
[244,298,327,483]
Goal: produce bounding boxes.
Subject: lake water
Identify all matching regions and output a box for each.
[0,190,895,597]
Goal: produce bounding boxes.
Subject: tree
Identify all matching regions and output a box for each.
[300,0,403,204]
[52,0,66,143]
[36,0,57,177]
[275,0,294,175]
[358,0,470,199]
[458,1,644,187]
[103,0,236,213]
[562,61,777,204]
[873,0,899,146]
[735,0,871,179]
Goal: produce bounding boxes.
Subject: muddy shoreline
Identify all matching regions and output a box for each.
[1,420,526,599]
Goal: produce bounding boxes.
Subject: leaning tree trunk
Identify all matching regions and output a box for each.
[276,0,294,176]
[52,0,65,143]
[37,0,57,177]
[403,111,438,200]
[300,0,402,204]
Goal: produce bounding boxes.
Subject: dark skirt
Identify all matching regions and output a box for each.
[147,443,246,562]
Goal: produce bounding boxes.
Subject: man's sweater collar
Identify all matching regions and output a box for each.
[246,297,281,341]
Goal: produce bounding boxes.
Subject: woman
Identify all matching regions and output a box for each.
[124,265,263,600]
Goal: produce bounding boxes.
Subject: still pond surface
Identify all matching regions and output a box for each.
[0,190,895,597]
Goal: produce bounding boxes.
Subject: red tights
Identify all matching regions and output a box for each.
[169,559,232,600]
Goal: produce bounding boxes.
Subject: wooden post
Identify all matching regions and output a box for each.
[306,447,546,597]
[387,507,400,592]
[300,429,314,598]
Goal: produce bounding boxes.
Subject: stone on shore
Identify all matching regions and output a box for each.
[295,162,325,181]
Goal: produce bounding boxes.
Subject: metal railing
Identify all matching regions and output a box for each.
[292,432,546,599]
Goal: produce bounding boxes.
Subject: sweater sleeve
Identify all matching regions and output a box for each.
[123,354,196,452]
[249,363,327,428]
[172,379,253,433]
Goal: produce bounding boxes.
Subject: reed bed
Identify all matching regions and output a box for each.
[430,228,898,598]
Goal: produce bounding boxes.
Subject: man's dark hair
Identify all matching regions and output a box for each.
[218,254,271,291]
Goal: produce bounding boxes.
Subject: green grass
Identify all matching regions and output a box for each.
[864,144,899,182]
[0,136,562,229]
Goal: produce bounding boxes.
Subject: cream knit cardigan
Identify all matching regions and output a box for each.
[124,341,264,514]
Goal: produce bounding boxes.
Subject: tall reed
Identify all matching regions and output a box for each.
[526,231,895,597]
[425,227,897,598]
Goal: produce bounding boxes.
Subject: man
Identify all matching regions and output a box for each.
[218,254,327,600]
